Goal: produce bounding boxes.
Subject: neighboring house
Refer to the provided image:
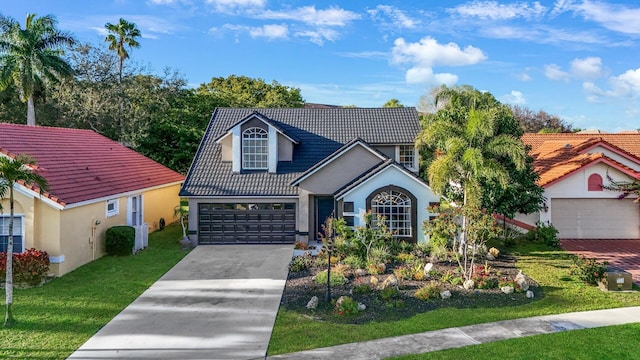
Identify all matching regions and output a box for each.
[513,133,640,239]
[0,123,185,276]
[180,108,439,245]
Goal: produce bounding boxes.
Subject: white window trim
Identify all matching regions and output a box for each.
[106,199,119,218]
[371,191,412,237]
[396,145,418,172]
[0,214,25,253]
[242,127,269,170]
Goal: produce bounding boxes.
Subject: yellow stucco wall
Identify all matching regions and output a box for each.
[2,182,182,276]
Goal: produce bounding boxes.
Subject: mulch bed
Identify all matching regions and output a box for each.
[280,254,541,324]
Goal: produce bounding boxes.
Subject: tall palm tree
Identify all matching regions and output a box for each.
[104,18,141,83]
[0,155,48,327]
[418,86,527,279]
[0,13,75,126]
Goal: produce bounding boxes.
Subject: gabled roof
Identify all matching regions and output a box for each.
[522,133,640,158]
[290,138,386,186]
[524,135,640,187]
[0,123,184,207]
[334,159,431,199]
[180,107,420,197]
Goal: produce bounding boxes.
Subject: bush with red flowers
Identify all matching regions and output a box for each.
[0,248,50,286]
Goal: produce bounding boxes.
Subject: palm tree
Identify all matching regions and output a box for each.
[418,86,527,279]
[104,18,141,83]
[0,154,48,327]
[0,13,75,126]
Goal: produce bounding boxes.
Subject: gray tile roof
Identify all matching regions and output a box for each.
[180,107,421,197]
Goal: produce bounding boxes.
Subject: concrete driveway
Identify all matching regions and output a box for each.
[68,245,293,360]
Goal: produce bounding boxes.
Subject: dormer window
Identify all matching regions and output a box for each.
[242,127,268,170]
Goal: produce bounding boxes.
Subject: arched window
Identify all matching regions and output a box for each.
[242,127,268,170]
[367,186,417,241]
[588,173,603,191]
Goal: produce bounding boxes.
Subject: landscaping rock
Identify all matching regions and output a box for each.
[370,276,379,287]
[306,296,318,309]
[515,270,529,291]
[378,274,398,290]
[355,268,367,277]
[335,296,347,307]
[463,279,475,289]
[424,262,434,275]
[486,253,496,261]
[358,303,367,311]
[526,290,535,299]
[440,290,452,299]
[501,285,514,294]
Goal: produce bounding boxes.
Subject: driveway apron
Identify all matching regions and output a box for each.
[68,245,293,360]
[561,239,640,285]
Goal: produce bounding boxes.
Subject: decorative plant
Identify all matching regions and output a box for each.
[570,255,608,285]
[414,281,441,301]
[174,203,189,244]
[333,296,359,317]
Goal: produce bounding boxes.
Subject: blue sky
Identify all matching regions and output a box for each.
[3,1,640,131]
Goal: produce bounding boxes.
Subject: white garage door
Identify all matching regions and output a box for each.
[551,198,640,239]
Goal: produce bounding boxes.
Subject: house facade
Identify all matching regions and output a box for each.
[180,108,439,245]
[514,133,640,239]
[0,124,185,275]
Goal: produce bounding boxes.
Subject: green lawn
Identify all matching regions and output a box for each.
[392,323,640,360]
[0,223,188,359]
[268,242,640,355]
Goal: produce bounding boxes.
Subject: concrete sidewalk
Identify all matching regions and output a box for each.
[68,245,292,360]
[269,306,640,359]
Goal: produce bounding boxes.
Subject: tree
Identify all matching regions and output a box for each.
[104,18,141,83]
[510,105,573,133]
[197,75,304,108]
[0,13,75,126]
[418,85,528,280]
[382,98,404,108]
[0,155,48,327]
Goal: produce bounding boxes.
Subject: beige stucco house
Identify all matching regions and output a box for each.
[180,108,440,246]
[0,123,184,276]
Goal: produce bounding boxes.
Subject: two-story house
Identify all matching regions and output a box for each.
[180,107,440,245]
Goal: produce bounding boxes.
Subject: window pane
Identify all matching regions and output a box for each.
[370,190,411,238]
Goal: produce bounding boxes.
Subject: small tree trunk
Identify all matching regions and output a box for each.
[26,97,36,126]
[4,188,15,327]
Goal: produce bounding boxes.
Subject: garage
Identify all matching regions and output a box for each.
[198,203,296,244]
[551,198,640,239]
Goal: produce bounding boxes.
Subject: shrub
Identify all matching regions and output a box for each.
[570,255,608,285]
[411,263,426,281]
[343,254,365,269]
[393,265,412,281]
[0,248,50,286]
[105,226,135,256]
[414,281,441,301]
[314,269,347,286]
[353,283,372,294]
[294,241,308,250]
[369,244,391,264]
[528,222,560,247]
[290,254,313,272]
[395,252,415,264]
[450,276,464,286]
[334,296,359,317]
[379,286,399,301]
[366,261,386,275]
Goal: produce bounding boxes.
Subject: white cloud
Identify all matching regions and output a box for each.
[294,29,339,46]
[583,68,640,101]
[391,37,485,86]
[544,64,571,81]
[516,72,532,81]
[571,0,640,35]
[391,37,487,67]
[501,90,526,105]
[368,5,420,29]
[206,0,266,13]
[448,1,547,20]
[221,23,288,40]
[258,6,360,27]
[570,57,602,80]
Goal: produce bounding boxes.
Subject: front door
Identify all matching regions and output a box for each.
[315,196,335,240]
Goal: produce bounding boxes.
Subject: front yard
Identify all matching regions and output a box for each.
[0,223,188,359]
[268,241,640,355]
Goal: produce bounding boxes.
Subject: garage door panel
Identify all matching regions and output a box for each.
[198,203,296,244]
[552,199,640,239]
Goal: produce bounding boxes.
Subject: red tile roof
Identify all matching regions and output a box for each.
[0,123,184,206]
[522,134,640,187]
